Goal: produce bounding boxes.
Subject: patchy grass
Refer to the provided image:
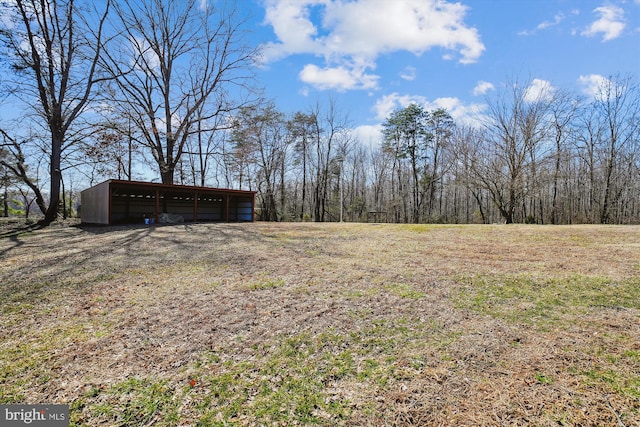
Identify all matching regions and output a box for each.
[82,377,181,426]
[1,222,639,425]
[247,275,286,291]
[454,274,640,325]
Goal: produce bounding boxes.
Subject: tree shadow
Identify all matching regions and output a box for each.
[0,222,267,306]
[0,222,44,238]
[0,223,157,305]
[0,223,45,257]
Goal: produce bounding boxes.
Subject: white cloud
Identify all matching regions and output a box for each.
[582,5,626,41]
[129,36,161,71]
[425,97,487,127]
[372,92,486,127]
[261,0,325,62]
[519,12,566,36]
[400,66,417,81]
[537,13,565,30]
[320,0,484,63]
[299,64,379,91]
[473,80,495,96]
[261,0,484,91]
[524,78,555,102]
[352,124,383,147]
[578,74,611,99]
[0,1,15,30]
[372,93,428,121]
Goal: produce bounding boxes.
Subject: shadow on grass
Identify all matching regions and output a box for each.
[0,222,43,238]
[0,223,156,306]
[0,223,45,258]
[0,222,268,307]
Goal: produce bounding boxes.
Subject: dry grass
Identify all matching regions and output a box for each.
[1,222,639,426]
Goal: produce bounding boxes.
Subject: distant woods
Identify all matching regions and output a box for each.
[0,1,638,224]
[224,76,639,224]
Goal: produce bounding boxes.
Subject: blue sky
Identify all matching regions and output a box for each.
[250,0,640,142]
[1,0,637,145]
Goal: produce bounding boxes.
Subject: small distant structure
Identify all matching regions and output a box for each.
[367,211,387,223]
[80,180,256,225]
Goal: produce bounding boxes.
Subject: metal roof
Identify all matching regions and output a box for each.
[102,179,256,195]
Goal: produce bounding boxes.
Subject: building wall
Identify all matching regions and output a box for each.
[80,180,255,225]
[229,197,254,221]
[80,181,111,224]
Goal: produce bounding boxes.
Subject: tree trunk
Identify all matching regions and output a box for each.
[161,168,174,185]
[301,139,307,220]
[600,155,614,224]
[2,187,7,217]
[551,147,561,224]
[279,156,286,221]
[42,136,63,225]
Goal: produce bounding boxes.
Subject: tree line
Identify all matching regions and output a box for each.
[179,76,639,225]
[1,0,638,225]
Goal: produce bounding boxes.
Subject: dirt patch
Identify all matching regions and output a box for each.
[1,223,639,425]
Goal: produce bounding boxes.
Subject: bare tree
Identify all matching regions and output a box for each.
[288,102,346,222]
[81,119,140,184]
[548,90,580,224]
[101,0,259,185]
[230,103,287,221]
[451,125,487,223]
[477,79,550,223]
[591,75,639,223]
[0,0,111,224]
[287,112,317,220]
[0,147,19,217]
[574,104,603,222]
[312,99,350,222]
[368,143,390,220]
[184,109,228,187]
[0,130,47,215]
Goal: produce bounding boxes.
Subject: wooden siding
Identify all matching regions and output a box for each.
[80,180,256,225]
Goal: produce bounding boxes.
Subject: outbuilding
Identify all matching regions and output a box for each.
[80,180,256,225]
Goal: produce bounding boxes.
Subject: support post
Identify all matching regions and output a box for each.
[193,191,198,223]
[155,190,160,223]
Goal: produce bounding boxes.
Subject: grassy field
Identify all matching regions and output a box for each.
[1,222,639,426]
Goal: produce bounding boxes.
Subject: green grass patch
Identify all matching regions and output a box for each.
[68,317,449,426]
[534,373,554,385]
[394,224,439,233]
[1,302,35,315]
[247,275,286,290]
[622,350,640,363]
[567,344,640,401]
[72,378,180,426]
[343,283,425,300]
[579,367,640,399]
[454,274,640,325]
[385,282,426,299]
[0,322,105,404]
[191,334,354,425]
